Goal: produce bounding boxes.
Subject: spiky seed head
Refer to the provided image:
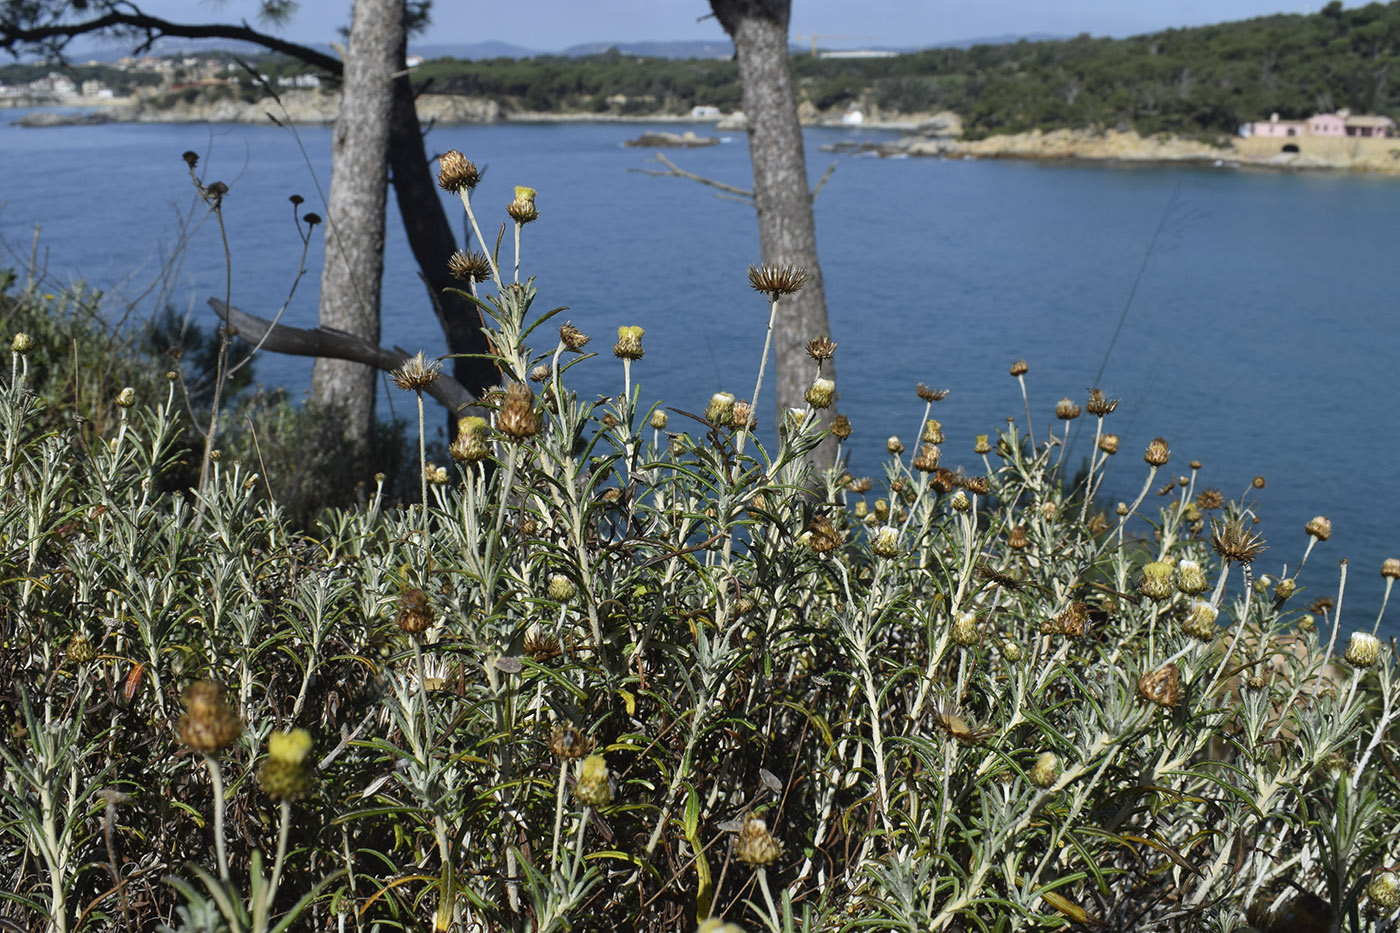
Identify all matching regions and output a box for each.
[1274,577,1297,600]
[1384,558,1400,580]
[1029,752,1059,788]
[178,682,243,753]
[437,149,481,191]
[917,383,949,402]
[706,392,736,427]
[1176,559,1209,595]
[396,588,434,634]
[498,382,541,439]
[806,335,837,361]
[559,321,590,351]
[1195,488,1224,511]
[549,726,594,760]
[731,400,755,430]
[964,475,990,495]
[1009,359,1028,376]
[507,185,539,223]
[951,611,980,646]
[574,754,613,807]
[734,814,783,866]
[974,434,991,454]
[1368,872,1400,910]
[448,249,493,283]
[1055,397,1081,420]
[1306,515,1332,541]
[1346,631,1382,668]
[1007,525,1029,550]
[529,364,552,383]
[115,386,136,408]
[912,443,941,473]
[11,333,33,354]
[1139,663,1182,708]
[805,377,835,409]
[649,409,668,430]
[886,435,904,455]
[259,729,315,801]
[1085,387,1119,416]
[613,325,644,360]
[805,515,842,553]
[1181,600,1219,642]
[747,263,807,299]
[1140,561,1175,602]
[871,525,900,559]
[1055,601,1090,636]
[1212,520,1267,565]
[1098,433,1120,455]
[1144,437,1170,467]
[67,634,96,664]
[830,414,852,440]
[391,351,441,392]
[846,476,872,493]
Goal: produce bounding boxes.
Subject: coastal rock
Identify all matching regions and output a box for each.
[624,130,719,148]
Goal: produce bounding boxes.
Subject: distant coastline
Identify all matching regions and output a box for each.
[12,88,1400,175]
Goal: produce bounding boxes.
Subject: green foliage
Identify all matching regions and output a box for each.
[3,210,1400,931]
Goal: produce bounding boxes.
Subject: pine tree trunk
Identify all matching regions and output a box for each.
[310,0,405,440]
[711,0,836,451]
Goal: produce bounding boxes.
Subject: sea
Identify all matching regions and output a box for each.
[2,110,1398,625]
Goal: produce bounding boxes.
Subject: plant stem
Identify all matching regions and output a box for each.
[205,754,231,883]
[739,297,779,457]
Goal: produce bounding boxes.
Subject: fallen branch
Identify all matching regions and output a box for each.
[209,298,480,416]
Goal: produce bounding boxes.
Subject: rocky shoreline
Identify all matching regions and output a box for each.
[14,89,1400,175]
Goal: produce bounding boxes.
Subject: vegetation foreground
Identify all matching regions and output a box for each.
[2,189,1400,933]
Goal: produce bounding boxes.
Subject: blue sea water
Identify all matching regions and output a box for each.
[2,111,1398,622]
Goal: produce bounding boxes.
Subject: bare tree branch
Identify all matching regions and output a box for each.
[210,298,480,416]
[628,153,754,200]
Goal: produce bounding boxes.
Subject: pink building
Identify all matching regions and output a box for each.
[1248,109,1395,139]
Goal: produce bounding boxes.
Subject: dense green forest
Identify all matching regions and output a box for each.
[412,0,1400,137]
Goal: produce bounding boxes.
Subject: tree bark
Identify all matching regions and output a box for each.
[310,0,405,440]
[710,0,836,448]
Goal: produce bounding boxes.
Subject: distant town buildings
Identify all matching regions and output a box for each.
[1245,108,1395,139]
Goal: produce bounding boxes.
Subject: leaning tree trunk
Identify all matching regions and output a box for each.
[310,0,405,441]
[711,0,836,456]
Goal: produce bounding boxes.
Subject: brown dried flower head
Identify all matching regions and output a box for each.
[178,682,243,754]
[437,149,481,192]
[1139,663,1181,708]
[1085,388,1119,416]
[1195,488,1224,511]
[549,725,595,760]
[734,813,783,866]
[1144,437,1170,467]
[846,476,872,494]
[805,515,842,553]
[1098,433,1120,455]
[506,185,539,224]
[498,382,542,440]
[963,475,991,496]
[1055,397,1082,420]
[391,351,442,392]
[1305,515,1332,542]
[1383,558,1400,580]
[917,383,949,402]
[830,414,852,440]
[806,335,837,361]
[559,321,591,351]
[1009,359,1029,377]
[1055,601,1090,637]
[448,249,494,283]
[1212,520,1267,564]
[912,443,941,473]
[1007,525,1029,550]
[1253,475,1266,489]
[886,435,904,455]
[747,263,807,299]
[396,587,434,634]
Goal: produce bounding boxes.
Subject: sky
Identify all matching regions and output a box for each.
[126,1,1334,51]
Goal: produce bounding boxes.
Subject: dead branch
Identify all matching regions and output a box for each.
[628,153,838,204]
[209,298,480,416]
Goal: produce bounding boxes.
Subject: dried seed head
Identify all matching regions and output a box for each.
[523,626,562,661]
[1055,601,1090,637]
[846,476,872,494]
[1211,520,1267,565]
[915,383,946,402]
[1253,475,1266,489]
[498,383,542,439]
[396,588,434,634]
[67,634,96,664]
[1383,558,1400,580]
[1098,433,1120,455]
[734,813,783,866]
[1305,515,1332,542]
[804,515,842,553]
[613,325,645,360]
[949,490,971,513]
[1139,561,1175,602]
[1007,525,1029,550]
[574,754,613,807]
[437,149,481,191]
[886,435,904,455]
[1195,488,1224,511]
[932,702,991,745]
[1055,397,1081,420]
[1181,600,1218,642]
[550,726,594,761]
[871,525,900,559]
[529,364,553,384]
[974,434,991,454]
[731,400,755,430]
[547,573,577,603]
[706,391,736,426]
[1139,663,1181,708]
[963,475,990,496]
[182,150,199,167]
[1028,751,1059,788]
[806,335,837,361]
[1085,387,1119,416]
[1144,437,1170,467]
[559,321,590,351]
[747,263,807,299]
[1345,631,1382,669]
[11,332,33,354]
[921,419,945,444]
[830,414,852,440]
[178,682,243,753]
[1009,359,1028,377]
[951,611,980,646]
[448,249,493,283]
[259,729,315,801]
[1274,577,1296,600]
[912,443,941,473]
[1176,559,1209,595]
[450,416,490,463]
[805,377,835,409]
[392,351,442,392]
[506,185,539,223]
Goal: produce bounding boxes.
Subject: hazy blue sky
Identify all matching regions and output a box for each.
[135,1,1331,50]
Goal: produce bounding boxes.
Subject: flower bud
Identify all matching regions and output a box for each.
[1138,663,1181,708]
[733,813,783,866]
[649,409,668,430]
[830,414,852,439]
[805,377,835,409]
[974,434,991,454]
[1009,359,1028,376]
[1273,577,1296,600]
[450,416,490,463]
[951,611,980,646]
[949,490,970,513]
[1176,559,1209,595]
[10,332,32,354]
[1098,433,1120,455]
[871,525,900,559]
[1028,751,1059,788]
[1181,600,1218,642]
[1368,871,1400,910]
[706,392,736,426]
[922,419,945,444]
[613,325,645,361]
[115,386,136,408]
[498,383,541,439]
[547,573,576,603]
[574,754,613,807]
[396,588,434,634]
[912,443,940,473]
[559,321,590,351]
[886,435,904,455]
[1144,437,1170,467]
[178,682,243,753]
[507,185,539,224]
[1139,561,1175,601]
[1383,558,1400,580]
[1345,631,1381,669]
[1001,640,1023,662]
[1305,515,1332,542]
[1055,397,1081,420]
[259,728,315,801]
